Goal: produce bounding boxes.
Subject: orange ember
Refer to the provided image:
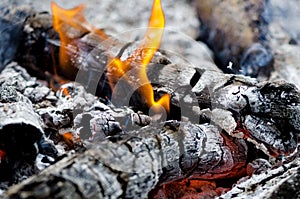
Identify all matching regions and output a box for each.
[0,149,5,162]
[51,0,170,113]
[60,131,82,148]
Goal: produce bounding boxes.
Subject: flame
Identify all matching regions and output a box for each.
[107,0,170,113]
[51,0,170,113]
[51,2,109,78]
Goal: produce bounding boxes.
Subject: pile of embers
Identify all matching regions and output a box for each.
[1,0,300,198]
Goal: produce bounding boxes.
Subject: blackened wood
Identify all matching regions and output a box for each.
[3,61,300,198]
[219,157,300,198]
[0,93,43,159]
[0,62,58,184]
[15,12,62,80]
[4,122,247,199]
[0,4,33,71]
[192,70,300,156]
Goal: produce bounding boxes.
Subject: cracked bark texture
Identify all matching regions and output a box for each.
[192,70,300,156]
[4,121,247,199]
[2,30,300,199]
[1,1,300,198]
[2,61,300,198]
[219,156,300,198]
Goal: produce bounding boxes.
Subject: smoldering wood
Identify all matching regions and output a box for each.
[15,11,62,81]
[3,37,300,199]
[0,63,51,158]
[192,70,300,156]
[4,122,248,199]
[2,29,300,199]
[0,62,59,186]
[0,92,43,161]
[12,7,217,91]
[219,156,300,198]
[0,84,43,184]
[0,62,56,104]
[37,80,151,145]
[1,2,300,199]
[2,64,300,198]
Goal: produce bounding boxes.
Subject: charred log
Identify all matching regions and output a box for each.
[4,121,248,199]
[219,157,300,198]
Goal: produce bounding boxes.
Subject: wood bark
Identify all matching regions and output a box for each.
[4,121,247,199]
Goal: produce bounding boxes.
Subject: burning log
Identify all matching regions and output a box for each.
[0,89,43,177]
[220,157,300,198]
[1,0,300,198]
[1,60,300,198]
[192,70,300,156]
[4,121,248,199]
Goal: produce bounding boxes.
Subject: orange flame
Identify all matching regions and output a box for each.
[51,2,109,78]
[51,0,170,113]
[107,0,170,113]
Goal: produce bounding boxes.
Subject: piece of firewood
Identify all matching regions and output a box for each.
[4,121,247,199]
[2,61,300,198]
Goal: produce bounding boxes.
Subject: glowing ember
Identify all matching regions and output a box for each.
[0,149,5,163]
[51,0,170,114]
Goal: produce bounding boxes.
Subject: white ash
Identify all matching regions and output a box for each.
[201,108,237,135]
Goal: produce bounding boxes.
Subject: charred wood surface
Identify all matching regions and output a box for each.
[4,122,247,199]
[1,1,300,198]
[0,62,58,186]
[1,64,300,198]
[0,4,34,71]
[219,157,300,198]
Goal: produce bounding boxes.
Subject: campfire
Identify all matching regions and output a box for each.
[1,0,300,198]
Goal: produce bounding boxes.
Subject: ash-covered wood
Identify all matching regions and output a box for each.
[4,121,247,199]
[1,61,300,198]
[0,62,55,104]
[193,71,300,156]
[219,156,300,198]
[1,1,300,198]
[0,62,58,187]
